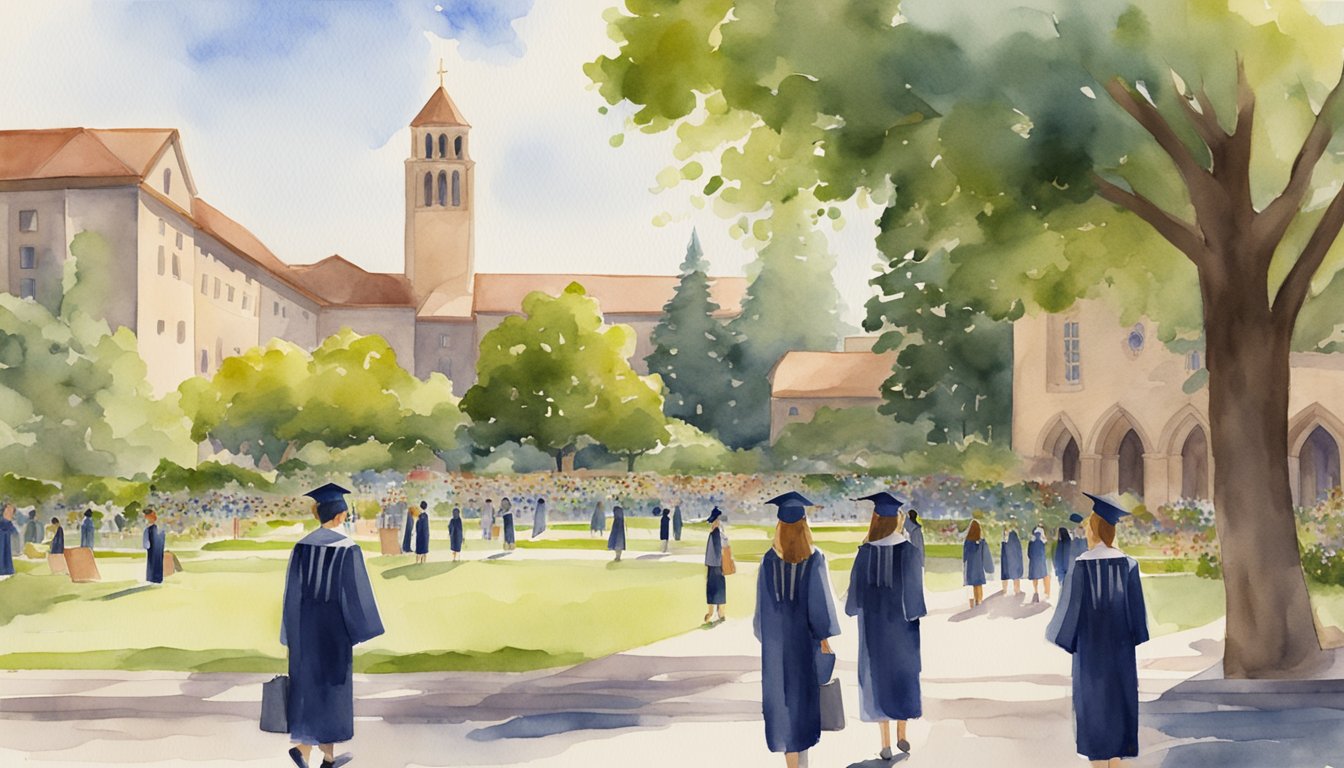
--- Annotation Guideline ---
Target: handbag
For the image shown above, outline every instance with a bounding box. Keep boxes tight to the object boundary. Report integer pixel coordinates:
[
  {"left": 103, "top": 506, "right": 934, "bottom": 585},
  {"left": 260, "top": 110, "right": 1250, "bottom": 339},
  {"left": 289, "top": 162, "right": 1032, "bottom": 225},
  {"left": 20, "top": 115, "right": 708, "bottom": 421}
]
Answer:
[
  {"left": 819, "top": 677, "right": 845, "bottom": 732},
  {"left": 721, "top": 544, "right": 737, "bottom": 576},
  {"left": 259, "top": 675, "right": 289, "bottom": 733}
]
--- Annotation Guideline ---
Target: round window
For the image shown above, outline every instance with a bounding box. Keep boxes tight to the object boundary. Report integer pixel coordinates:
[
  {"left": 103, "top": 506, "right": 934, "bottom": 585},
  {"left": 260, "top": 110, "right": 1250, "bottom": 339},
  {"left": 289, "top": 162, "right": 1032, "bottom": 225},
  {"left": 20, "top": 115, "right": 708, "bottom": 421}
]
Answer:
[{"left": 1126, "top": 324, "right": 1145, "bottom": 354}]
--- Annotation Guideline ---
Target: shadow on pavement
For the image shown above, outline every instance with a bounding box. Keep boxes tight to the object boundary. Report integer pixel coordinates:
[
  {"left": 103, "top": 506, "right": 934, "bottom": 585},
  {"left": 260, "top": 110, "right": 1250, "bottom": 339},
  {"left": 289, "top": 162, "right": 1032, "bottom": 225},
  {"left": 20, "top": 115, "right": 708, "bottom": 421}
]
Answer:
[
  {"left": 99, "top": 585, "right": 156, "bottom": 600},
  {"left": 846, "top": 754, "right": 908, "bottom": 767}
]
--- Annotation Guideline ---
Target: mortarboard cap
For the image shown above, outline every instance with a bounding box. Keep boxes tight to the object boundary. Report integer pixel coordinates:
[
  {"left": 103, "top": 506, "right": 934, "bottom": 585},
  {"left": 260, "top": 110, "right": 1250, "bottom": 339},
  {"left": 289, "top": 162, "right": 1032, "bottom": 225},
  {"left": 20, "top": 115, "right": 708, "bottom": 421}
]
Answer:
[
  {"left": 305, "top": 483, "right": 351, "bottom": 523},
  {"left": 1083, "top": 492, "right": 1132, "bottom": 526},
  {"left": 854, "top": 491, "right": 904, "bottom": 517},
  {"left": 1069, "top": 513, "right": 1085, "bottom": 524},
  {"left": 706, "top": 507, "right": 723, "bottom": 524},
  {"left": 766, "top": 491, "right": 814, "bottom": 524}
]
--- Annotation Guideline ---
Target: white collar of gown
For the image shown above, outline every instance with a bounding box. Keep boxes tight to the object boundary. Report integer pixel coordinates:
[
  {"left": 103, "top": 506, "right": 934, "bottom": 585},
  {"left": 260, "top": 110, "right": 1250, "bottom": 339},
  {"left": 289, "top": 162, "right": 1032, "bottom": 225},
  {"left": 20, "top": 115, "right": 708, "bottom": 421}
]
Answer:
[
  {"left": 870, "top": 530, "right": 910, "bottom": 547},
  {"left": 1077, "top": 543, "right": 1126, "bottom": 560}
]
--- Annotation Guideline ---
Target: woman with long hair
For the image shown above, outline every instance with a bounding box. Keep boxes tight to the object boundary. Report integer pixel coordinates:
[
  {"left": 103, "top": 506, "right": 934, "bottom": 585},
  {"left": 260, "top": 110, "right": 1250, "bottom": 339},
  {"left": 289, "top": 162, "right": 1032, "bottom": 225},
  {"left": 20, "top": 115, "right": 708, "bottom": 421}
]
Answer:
[
  {"left": 703, "top": 507, "right": 728, "bottom": 623},
  {"left": 1054, "top": 525, "right": 1074, "bottom": 583},
  {"left": 847, "top": 492, "right": 925, "bottom": 759},
  {"left": 1027, "top": 523, "right": 1050, "bottom": 601},
  {"left": 962, "top": 520, "right": 994, "bottom": 608},
  {"left": 448, "top": 507, "right": 464, "bottom": 562},
  {"left": 607, "top": 504, "right": 626, "bottom": 562},
  {"left": 754, "top": 492, "right": 840, "bottom": 768},
  {"left": 1047, "top": 493, "right": 1149, "bottom": 767},
  {"left": 1000, "top": 523, "right": 1024, "bottom": 595}
]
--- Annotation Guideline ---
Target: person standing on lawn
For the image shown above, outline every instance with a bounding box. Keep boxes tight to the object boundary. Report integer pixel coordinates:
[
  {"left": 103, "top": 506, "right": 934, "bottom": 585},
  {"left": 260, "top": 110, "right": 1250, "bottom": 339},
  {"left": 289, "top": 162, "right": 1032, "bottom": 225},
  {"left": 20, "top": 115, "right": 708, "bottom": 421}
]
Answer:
[
  {"left": 962, "top": 521, "right": 994, "bottom": 608},
  {"left": 143, "top": 509, "right": 166, "bottom": 584},
  {"left": 448, "top": 507, "right": 464, "bottom": 561},
  {"left": 500, "top": 497, "right": 516, "bottom": 551},
  {"left": 608, "top": 504, "right": 627, "bottom": 562},
  {"left": 48, "top": 517, "right": 65, "bottom": 556},
  {"left": 400, "top": 501, "right": 415, "bottom": 555},
  {"left": 703, "top": 507, "right": 728, "bottom": 622},
  {"left": 281, "top": 483, "right": 384, "bottom": 768},
  {"left": 23, "top": 508, "right": 41, "bottom": 549},
  {"left": 0, "top": 504, "right": 16, "bottom": 578},
  {"left": 673, "top": 503, "right": 684, "bottom": 542},
  {"left": 1000, "top": 522, "right": 1024, "bottom": 595},
  {"left": 414, "top": 502, "right": 430, "bottom": 565},
  {"left": 590, "top": 500, "right": 606, "bottom": 537},
  {"left": 531, "top": 497, "right": 548, "bottom": 539},
  {"left": 658, "top": 505, "right": 672, "bottom": 554},
  {"left": 80, "top": 509, "right": 96, "bottom": 550},
  {"left": 1027, "top": 524, "right": 1050, "bottom": 601}
]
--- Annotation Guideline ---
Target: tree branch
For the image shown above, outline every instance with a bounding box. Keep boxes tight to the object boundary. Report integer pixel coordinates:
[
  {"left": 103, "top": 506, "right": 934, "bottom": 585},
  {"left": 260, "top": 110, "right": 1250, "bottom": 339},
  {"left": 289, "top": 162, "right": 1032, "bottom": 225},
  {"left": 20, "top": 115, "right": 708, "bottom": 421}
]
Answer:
[
  {"left": 1092, "top": 172, "right": 1207, "bottom": 263},
  {"left": 1104, "top": 77, "right": 1220, "bottom": 216},
  {"left": 1172, "top": 71, "right": 1226, "bottom": 151},
  {"left": 1272, "top": 182, "right": 1344, "bottom": 326},
  {"left": 1257, "top": 61, "right": 1344, "bottom": 250},
  {"left": 1221, "top": 58, "right": 1257, "bottom": 219}
]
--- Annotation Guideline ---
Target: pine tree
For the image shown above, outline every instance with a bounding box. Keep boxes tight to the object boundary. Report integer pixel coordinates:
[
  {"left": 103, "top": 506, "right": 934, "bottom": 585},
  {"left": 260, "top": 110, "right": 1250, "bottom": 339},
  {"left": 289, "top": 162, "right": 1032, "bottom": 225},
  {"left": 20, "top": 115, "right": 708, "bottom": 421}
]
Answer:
[{"left": 645, "top": 230, "right": 738, "bottom": 435}]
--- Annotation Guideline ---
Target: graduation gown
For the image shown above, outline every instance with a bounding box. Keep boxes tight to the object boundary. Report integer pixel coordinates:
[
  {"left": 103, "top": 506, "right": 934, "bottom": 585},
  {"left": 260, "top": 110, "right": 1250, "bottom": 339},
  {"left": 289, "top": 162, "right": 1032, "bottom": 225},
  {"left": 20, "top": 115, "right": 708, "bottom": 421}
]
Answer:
[
  {"left": 414, "top": 512, "right": 430, "bottom": 555},
  {"left": 1001, "top": 530, "right": 1024, "bottom": 580},
  {"left": 659, "top": 511, "right": 671, "bottom": 542},
  {"left": 448, "top": 515, "right": 464, "bottom": 552},
  {"left": 0, "top": 518, "right": 15, "bottom": 575},
  {"left": 281, "top": 528, "right": 384, "bottom": 746},
  {"left": 531, "top": 501, "right": 548, "bottom": 538},
  {"left": 1053, "top": 532, "right": 1074, "bottom": 580},
  {"left": 80, "top": 518, "right": 96, "bottom": 549},
  {"left": 607, "top": 509, "right": 626, "bottom": 551},
  {"left": 1046, "top": 546, "right": 1149, "bottom": 761},
  {"left": 401, "top": 510, "right": 414, "bottom": 553},
  {"left": 846, "top": 537, "right": 925, "bottom": 722},
  {"left": 962, "top": 539, "right": 994, "bottom": 586},
  {"left": 673, "top": 506, "right": 683, "bottom": 541},
  {"left": 904, "top": 519, "right": 925, "bottom": 568},
  {"left": 754, "top": 548, "right": 841, "bottom": 754},
  {"left": 705, "top": 528, "right": 726, "bottom": 605},
  {"left": 1070, "top": 534, "right": 1088, "bottom": 562},
  {"left": 23, "top": 514, "right": 41, "bottom": 546},
  {"left": 49, "top": 526, "right": 65, "bottom": 555},
  {"left": 590, "top": 504, "right": 606, "bottom": 533},
  {"left": 1027, "top": 530, "right": 1048, "bottom": 580},
  {"left": 143, "top": 524, "right": 166, "bottom": 583},
  {"left": 502, "top": 512, "right": 516, "bottom": 545}
]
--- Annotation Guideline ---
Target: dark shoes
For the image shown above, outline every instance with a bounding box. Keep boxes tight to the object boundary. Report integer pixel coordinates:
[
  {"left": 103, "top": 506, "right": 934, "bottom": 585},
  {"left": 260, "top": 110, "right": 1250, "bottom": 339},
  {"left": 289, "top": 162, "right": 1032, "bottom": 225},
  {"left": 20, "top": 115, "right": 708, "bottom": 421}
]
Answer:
[
  {"left": 897, "top": 738, "right": 911, "bottom": 753},
  {"left": 879, "top": 746, "right": 894, "bottom": 760},
  {"left": 288, "top": 748, "right": 308, "bottom": 768}
]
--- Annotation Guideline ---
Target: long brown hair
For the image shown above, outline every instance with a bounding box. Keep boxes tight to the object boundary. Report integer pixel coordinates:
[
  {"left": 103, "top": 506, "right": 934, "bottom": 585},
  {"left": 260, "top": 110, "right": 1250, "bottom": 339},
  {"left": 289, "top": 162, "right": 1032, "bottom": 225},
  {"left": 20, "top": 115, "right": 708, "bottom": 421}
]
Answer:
[
  {"left": 865, "top": 512, "right": 906, "bottom": 543},
  {"left": 1087, "top": 513, "right": 1116, "bottom": 547},
  {"left": 774, "top": 519, "right": 814, "bottom": 564},
  {"left": 965, "top": 520, "right": 982, "bottom": 542}
]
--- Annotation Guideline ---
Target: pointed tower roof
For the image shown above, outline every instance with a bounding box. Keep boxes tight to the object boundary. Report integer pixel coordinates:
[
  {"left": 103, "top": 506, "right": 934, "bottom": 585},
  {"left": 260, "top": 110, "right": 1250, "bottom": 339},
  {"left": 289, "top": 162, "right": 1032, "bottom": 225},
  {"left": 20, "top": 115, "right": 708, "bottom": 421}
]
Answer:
[{"left": 411, "top": 87, "right": 470, "bottom": 128}]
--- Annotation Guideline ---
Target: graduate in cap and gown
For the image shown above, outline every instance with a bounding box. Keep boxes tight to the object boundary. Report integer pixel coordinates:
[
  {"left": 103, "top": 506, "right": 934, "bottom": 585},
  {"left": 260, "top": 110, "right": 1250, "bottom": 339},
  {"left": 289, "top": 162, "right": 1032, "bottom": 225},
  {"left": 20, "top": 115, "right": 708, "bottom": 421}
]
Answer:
[
  {"left": 0, "top": 505, "right": 16, "bottom": 578},
  {"left": 590, "top": 501, "right": 606, "bottom": 537},
  {"left": 1054, "top": 525, "right": 1075, "bottom": 582},
  {"left": 80, "top": 509, "right": 96, "bottom": 550},
  {"left": 703, "top": 507, "right": 728, "bottom": 623},
  {"left": 1000, "top": 522, "right": 1024, "bottom": 595},
  {"left": 48, "top": 518, "right": 65, "bottom": 555},
  {"left": 658, "top": 506, "right": 672, "bottom": 553},
  {"left": 673, "top": 504, "right": 684, "bottom": 542},
  {"left": 531, "top": 497, "right": 548, "bottom": 539},
  {"left": 414, "top": 502, "right": 430, "bottom": 564},
  {"left": 753, "top": 491, "right": 841, "bottom": 768},
  {"left": 23, "top": 509, "right": 41, "bottom": 548},
  {"left": 607, "top": 504, "right": 627, "bottom": 561},
  {"left": 500, "top": 498, "right": 516, "bottom": 551},
  {"left": 1047, "top": 493, "right": 1149, "bottom": 767},
  {"left": 281, "top": 483, "right": 384, "bottom": 768},
  {"left": 143, "top": 510, "right": 166, "bottom": 584},
  {"left": 1070, "top": 515, "right": 1090, "bottom": 562},
  {"left": 962, "top": 520, "right": 994, "bottom": 607},
  {"left": 1027, "top": 524, "right": 1050, "bottom": 601},
  {"left": 904, "top": 509, "right": 925, "bottom": 568},
  {"left": 448, "top": 507, "right": 464, "bottom": 561},
  {"left": 400, "top": 501, "right": 415, "bottom": 555},
  {"left": 846, "top": 492, "right": 925, "bottom": 759}
]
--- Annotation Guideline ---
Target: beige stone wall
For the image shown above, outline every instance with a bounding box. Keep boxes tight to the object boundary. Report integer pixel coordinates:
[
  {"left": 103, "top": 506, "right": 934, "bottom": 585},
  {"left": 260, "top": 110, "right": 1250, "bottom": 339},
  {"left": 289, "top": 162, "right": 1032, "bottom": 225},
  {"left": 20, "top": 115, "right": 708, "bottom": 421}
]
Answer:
[
  {"left": 0, "top": 188, "right": 69, "bottom": 313},
  {"left": 136, "top": 194, "right": 197, "bottom": 394},
  {"left": 770, "top": 396, "right": 883, "bottom": 442},
  {"left": 414, "top": 320, "right": 476, "bottom": 396},
  {"left": 257, "top": 282, "right": 319, "bottom": 350},
  {"left": 1014, "top": 299, "right": 1344, "bottom": 508},
  {"left": 193, "top": 234, "right": 263, "bottom": 378},
  {"left": 317, "top": 306, "right": 417, "bottom": 369}
]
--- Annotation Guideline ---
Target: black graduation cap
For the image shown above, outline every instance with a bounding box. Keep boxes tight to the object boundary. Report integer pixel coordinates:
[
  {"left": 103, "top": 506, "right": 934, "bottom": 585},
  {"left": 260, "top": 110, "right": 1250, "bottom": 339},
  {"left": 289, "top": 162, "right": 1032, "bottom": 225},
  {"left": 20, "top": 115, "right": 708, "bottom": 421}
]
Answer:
[
  {"left": 706, "top": 507, "right": 723, "bottom": 524},
  {"left": 1083, "top": 492, "right": 1132, "bottom": 526},
  {"left": 305, "top": 482, "right": 351, "bottom": 523},
  {"left": 1069, "top": 513, "right": 1085, "bottom": 524},
  {"left": 854, "top": 491, "right": 904, "bottom": 518},
  {"left": 766, "top": 491, "right": 814, "bottom": 524},
  {"left": 419, "top": 500, "right": 428, "bottom": 510}
]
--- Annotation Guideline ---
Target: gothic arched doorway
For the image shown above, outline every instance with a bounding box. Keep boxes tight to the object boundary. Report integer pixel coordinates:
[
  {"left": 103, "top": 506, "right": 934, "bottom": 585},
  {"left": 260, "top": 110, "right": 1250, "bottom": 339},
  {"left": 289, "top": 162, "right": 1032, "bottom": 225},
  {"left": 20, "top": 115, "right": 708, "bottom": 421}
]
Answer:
[
  {"left": 1118, "top": 430, "right": 1145, "bottom": 497},
  {"left": 1180, "top": 426, "right": 1210, "bottom": 500},
  {"left": 1299, "top": 426, "right": 1341, "bottom": 506}
]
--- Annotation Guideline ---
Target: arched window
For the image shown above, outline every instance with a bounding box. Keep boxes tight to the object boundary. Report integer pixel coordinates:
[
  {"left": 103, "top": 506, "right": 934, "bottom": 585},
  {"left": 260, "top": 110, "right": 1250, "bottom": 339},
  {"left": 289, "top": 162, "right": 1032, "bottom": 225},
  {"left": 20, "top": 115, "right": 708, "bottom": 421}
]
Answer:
[
  {"left": 176, "top": 321, "right": 186, "bottom": 344},
  {"left": 788, "top": 406, "right": 800, "bottom": 417},
  {"left": 437, "top": 171, "right": 448, "bottom": 206},
  {"left": 200, "top": 350, "right": 209, "bottom": 373},
  {"left": 163, "top": 168, "right": 172, "bottom": 195},
  {"left": 454, "top": 135, "right": 463, "bottom": 158},
  {"left": 438, "top": 133, "right": 447, "bottom": 158},
  {"left": 451, "top": 170, "right": 461, "bottom": 207},
  {"left": 424, "top": 133, "right": 433, "bottom": 159},
  {"left": 423, "top": 172, "right": 433, "bottom": 206}
]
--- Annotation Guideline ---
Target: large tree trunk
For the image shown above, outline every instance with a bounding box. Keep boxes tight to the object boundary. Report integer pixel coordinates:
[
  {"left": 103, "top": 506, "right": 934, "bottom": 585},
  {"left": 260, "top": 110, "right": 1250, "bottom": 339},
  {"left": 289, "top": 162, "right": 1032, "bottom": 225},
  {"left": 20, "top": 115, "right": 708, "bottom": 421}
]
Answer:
[{"left": 1204, "top": 280, "right": 1325, "bottom": 678}]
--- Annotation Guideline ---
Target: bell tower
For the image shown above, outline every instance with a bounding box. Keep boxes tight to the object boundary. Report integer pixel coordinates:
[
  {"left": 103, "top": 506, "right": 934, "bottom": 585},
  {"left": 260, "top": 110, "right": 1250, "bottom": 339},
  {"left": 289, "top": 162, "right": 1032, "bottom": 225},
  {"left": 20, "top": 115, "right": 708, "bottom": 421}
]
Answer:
[{"left": 405, "top": 61, "right": 474, "bottom": 306}]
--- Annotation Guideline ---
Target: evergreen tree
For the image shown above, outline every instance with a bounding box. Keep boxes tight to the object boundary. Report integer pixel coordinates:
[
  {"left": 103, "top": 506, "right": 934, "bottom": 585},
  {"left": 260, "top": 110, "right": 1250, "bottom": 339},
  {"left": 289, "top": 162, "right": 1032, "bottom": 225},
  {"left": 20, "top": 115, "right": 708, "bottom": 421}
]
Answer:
[{"left": 645, "top": 230, "right": 738, "bottom": 435}]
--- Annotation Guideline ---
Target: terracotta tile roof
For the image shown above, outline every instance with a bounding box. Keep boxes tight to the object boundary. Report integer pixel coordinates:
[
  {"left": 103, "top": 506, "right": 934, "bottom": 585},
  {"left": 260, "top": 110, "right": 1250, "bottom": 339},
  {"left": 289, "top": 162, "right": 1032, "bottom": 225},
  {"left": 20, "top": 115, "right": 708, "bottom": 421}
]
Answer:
[
  {"left": 290, "top": 255, "right": 416, "bottom": 307},
  {"left": 410, "top": 87, "right": 470, "bottom": 128},
  {"left": 191, "top": 198, "right": 321, "bottom": 303},
  {"left": 471, "top": 273, "right": 747, "bottom": 317},
  {"left": 769, "top": 351, "right": 898, "bottom": 399},
  {"left": 0, "top": 127, "right": 174, "bottom": 181}
]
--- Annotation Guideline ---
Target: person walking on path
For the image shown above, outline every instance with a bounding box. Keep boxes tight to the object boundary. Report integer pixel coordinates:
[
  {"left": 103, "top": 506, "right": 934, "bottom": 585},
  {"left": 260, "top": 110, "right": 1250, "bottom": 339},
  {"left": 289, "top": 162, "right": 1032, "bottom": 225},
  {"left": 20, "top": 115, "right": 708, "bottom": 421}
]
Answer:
[
  {"left": 531, "top": 497, "right": 548, "bottom": 539},
  {"left": 590, "top": 501, "right": 606, "bottom": 537},
  {"left": 1054, "top": 526, "right": 1075, "bottom": 584},
  {"left": 607, "top": 505, "right": 627, "bottom": 562},
  {"left": 143, "top": 509, "right": 166, "bottom": 585},
  {"left": 1000, "top": 524, "right": 1024, "bottom": 595},
  {"left": 1027, "top": 524, "right": 1050, "bottom": 601},
  {"left": 414, "top": 502, "right": 430, "bottom": 565},
  {"left": 905, "top": 509, "right": 925, "bottom": 568},
  {"left": 962, "top": 521, "right": 994, "bottom": 608},
  {"left": 281, "top": 483, "right": 384, "bottom": 768},
  {"left": 1047, "top": 493, "right": 1149, "bottom": 768},
  {"left": 500, "top": 498, "right": 516, "bottom": 551},
  {"left": 400, "top": 501, "right": 415, "bottom": 555},
  {"left": 0, "top": 505, "right": 16, "bottom": 578},
  {"left": 80, "top": 510, "right": 96, "bottom": 550},
  {"left": 658, "top": 506, "right": 672, "bottom": 554},
  {"left": 673, "top": 504, "right": 684, "bottom": 542},
  {"left": 481, "top": 499, "right": 495, "bottom": 541},
  {"left": 754, "top": 491, "right": 841, "bottom": 768},
  {"left": 703, "top": 507, "right": 728, "bottom": 623},
  {"left": 847, "top": 491, "right": 925, "bottom": 760},
  {"left": 448, "top": 508, "right": 464, "bottom": 562}
]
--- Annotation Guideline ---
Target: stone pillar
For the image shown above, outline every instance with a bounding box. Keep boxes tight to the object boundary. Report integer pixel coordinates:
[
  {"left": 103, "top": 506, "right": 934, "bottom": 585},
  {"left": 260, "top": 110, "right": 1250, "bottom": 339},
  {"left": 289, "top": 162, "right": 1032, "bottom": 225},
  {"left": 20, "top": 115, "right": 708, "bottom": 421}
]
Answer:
[
  {"left": 1143, "top": 453, "right": 1170, "bottom": 510},
  {"left": 1080, "top": 454, "right": 1103, "bottom": 495}
]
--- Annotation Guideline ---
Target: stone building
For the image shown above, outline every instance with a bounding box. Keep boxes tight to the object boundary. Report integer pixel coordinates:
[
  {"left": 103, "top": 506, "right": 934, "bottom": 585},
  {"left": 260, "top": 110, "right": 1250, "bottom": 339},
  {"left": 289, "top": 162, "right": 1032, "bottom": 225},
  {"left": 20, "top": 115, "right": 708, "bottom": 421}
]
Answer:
[{"left": 767, "top": 350, "right": 898, "bottom": 442}]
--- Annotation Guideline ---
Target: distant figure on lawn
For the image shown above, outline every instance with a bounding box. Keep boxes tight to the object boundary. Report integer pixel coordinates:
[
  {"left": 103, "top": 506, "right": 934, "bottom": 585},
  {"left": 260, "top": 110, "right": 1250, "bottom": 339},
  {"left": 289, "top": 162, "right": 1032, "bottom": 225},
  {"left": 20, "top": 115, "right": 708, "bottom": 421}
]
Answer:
[
  {"left": 1027, "top": 524, "right": 1050, "bottom": 601},
  {"left": 401, "top": 502, "right": 415, "bottom": 555},
  {"left": 531, "top": 497, "right": 548, "bottom": 539},
  {"left": 703, "top": 507, "right": 728, "bottom": 623},
  {"left": 754, "top": 491, "right": 840, "bottom": 768},
  {"left": 848, "top": 492, "right": 924, "bottom": 760},
  {"left": 143, "top": 509, "right": 166, "bottom": 584},
  {"left": 658, "top": 506, "right": 672, "bottom": 553},
  {"left": 48, "top": 517, "right": 65, "bottom": 555},
  {"left": 481, "top": 499, "right": 495, "bottom": 541},
  {"left": 1047, "top": 493, "right": 1149, "bottom": 768},
  {"left": 1000, "top": 524, "right": 1024, "bottom": 595},
  {"left": 1054, "top": 526, "right": 1074, "bottom": 584},
  {"left": 962, "top": 521, "right": 994, "bottom": 608},
  {"left": 500, "top": 497, "right": 516, "bottom": 551},
  {"left": 80, "top": 509, "right": 96, "bottom": 550},
  {"left": 281, "top": 483, "right": 384, "bottom": 768},
  {"left": 905, "top": 509, "right": 925, "bottom": 567},
  {"left": 1071, "top": 518, "right": 1089, "bottom": 562},
  {"left": 23, "top": 509, "right": 41, "bottom": 548},
  {"left": 414, "top": 502, "right": 430, "bottom": 565},
  {"left": 448, "top": 507, "right": 464, "bottom": 561},
  {"left": 673, "top": 503, "right": 684, "bottom": 541},
  {"left": 590, "top": 501, "right": 606, "bottom": 537},
  {"left": 0, "top": 504, "right": 16, "bottom": 578},
  {"left": 608, "top": 504, "right": 626, "bottom": 562}
]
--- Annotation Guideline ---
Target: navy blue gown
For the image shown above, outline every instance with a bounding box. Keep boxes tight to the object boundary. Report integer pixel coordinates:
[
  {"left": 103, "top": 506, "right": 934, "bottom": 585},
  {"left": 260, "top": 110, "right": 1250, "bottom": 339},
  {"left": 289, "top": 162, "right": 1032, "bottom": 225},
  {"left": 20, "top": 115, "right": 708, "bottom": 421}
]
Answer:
[
  {"left": 531, "top": 500, "right": 547, "bottom": 538},
  {"left": 904, "top": 518, "right": 925, "bottom": 569},
  {"left": 1046, "top": 550, "right": 1149, "bottom": 761},
  {"left": 590, "top": 504, "right": 605, "bottom": 534},
  {"left": 80, "top": 518, "right": 96, "bottom": 549},
  {"left": 0, "top": 518, "right": 15, "bottom": 575},
  {"left": 659, "top": 511, "right": 671, "bottom": 542},
  {"left": 502, "top": 512, "right": 516, "bottom": 545},
  {"left": 607, "top": 509, "right": 626, "bottom": 551},
  {"left": 23, "top": 513, "right": 41, "bottom": 546},
  {"left": 1001, "top": 530, "right": 1024, "bottom": 580},
  {"left": 49, "top": 526, "right": 65, "bottom": 555},
  {"left": 449, "top": 514, "right": 464, "bottom": 553},
  {"left": 281, "top": 528, "right": 384, "bottom": 746},
  {"left": 673, "top": 506, "right": 683, "bottom": 541},
  {"left": 1027, "top": 529, "right": 1048, "bottom": 580},
  {"left": 704, "top": 528, "right": 726, "bottom": 605},
  {"left": 753, "top": 548, "right": 841, "bottom": 754},
  {"left": 401, "top": 510, "right": 414, "bottom": 554},
  {"left": 143, "top": 524, "right": 166, "bottom": 583},
  {"left": 1053, "top": 530, "right": 1074, "bottom": 581},
  {"left": 1070, "top": 533, "right": 1088, "bottom": 562},
  {"left": 962, "top": 540, "right": 994, "bottom": 586},
  {"left": 414, "top": 512, "right": 430, "bottom": 555},
  {"left": 846, "top": 540, "right": 925, "bottom": 721}
]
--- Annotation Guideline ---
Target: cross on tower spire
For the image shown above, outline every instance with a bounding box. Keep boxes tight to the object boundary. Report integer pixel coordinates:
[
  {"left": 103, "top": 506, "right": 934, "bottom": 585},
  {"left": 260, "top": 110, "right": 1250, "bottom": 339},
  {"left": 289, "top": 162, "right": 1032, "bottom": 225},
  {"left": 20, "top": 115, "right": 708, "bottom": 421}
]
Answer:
[{"left": 437, "top": 58, "right": 447, "bottom": 88}]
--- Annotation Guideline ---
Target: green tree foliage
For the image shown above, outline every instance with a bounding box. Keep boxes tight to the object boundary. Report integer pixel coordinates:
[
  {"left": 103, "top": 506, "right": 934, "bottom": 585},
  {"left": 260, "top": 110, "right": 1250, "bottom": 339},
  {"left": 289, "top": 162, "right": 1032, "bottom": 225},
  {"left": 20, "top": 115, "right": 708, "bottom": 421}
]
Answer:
[
  {"left": 180, "top": 329, "right": 465, "bottom": 470},
  {"left": 770, "top": 406, "right": 931, "bottom": 473},
  {"left": 462, "top": 283, "right": 670, "bottom": 471},
  {"left": 589, "top": 0, "right": 1344, "bottom": 677},
  {"left": 645, "top": 230, "right": 739, "bottom": 434}
]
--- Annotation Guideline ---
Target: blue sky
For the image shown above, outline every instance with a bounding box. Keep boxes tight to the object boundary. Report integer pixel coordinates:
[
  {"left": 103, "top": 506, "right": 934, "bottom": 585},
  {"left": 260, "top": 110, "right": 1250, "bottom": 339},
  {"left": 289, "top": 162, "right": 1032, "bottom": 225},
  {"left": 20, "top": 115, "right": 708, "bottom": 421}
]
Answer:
[{"left": 1, "top": 1, "right": 880, "bottom": 321}]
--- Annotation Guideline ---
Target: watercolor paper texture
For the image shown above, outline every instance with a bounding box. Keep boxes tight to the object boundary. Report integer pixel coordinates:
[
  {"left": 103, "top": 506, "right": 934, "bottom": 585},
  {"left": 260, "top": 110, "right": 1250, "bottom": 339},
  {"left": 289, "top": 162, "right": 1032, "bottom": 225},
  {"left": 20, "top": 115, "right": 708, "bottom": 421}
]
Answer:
[{"left": 5, "top": 1, "right": 1344, "bottom": 766}]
